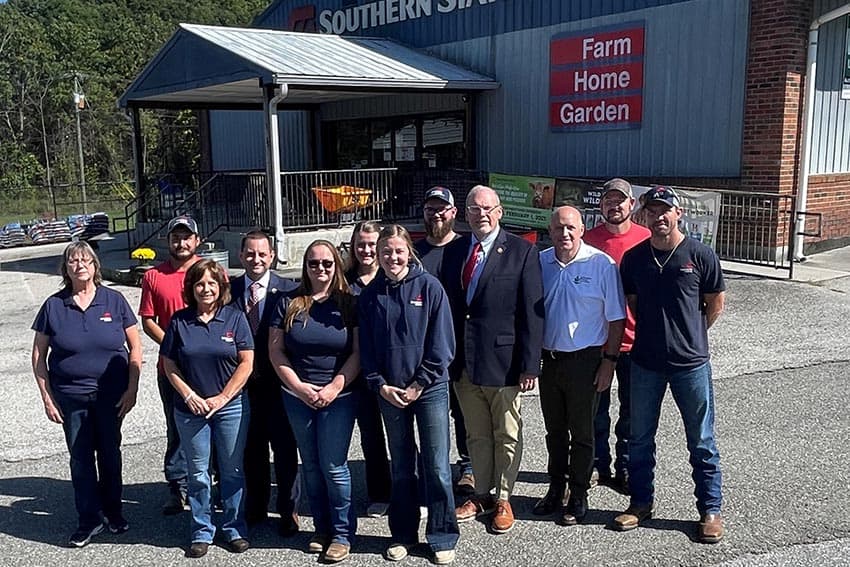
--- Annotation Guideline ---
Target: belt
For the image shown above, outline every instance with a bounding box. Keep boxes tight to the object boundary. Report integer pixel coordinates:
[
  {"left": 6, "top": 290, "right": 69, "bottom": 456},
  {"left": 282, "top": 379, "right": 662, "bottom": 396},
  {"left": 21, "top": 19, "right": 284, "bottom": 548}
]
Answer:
[{"left": 543, "top": 345, "right": 602, "bottom": 360}]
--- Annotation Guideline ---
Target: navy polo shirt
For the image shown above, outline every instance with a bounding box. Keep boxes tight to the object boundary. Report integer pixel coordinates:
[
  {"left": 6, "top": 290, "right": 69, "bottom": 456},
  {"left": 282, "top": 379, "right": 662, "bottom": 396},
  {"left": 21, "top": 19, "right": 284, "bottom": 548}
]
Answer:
[
  {"left": 270, "top": 293, "right": 356, "bottom": 389},
  {"left": 160, "top": 303, "right": 253, "bottom": 412},
  {"left": 31, "top": 285, "right": 137, "bottom": 397}
]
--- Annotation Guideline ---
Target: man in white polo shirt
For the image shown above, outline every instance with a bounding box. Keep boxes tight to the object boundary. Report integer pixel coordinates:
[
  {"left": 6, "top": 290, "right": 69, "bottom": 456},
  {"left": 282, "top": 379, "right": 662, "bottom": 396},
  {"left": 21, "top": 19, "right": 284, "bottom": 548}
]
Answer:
[{"left": 536, "top": 206, "right": 626, "bottom": 526}]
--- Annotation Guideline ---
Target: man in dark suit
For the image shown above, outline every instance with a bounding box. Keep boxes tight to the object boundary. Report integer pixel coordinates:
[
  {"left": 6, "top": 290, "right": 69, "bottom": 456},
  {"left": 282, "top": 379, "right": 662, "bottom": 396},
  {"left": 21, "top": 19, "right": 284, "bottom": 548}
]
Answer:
[
  {"left": 230, "top": 230, "right": 300, "bottom": 536},
  {"left": 442, "top": 185, "right": 544, "bottom": 535}
]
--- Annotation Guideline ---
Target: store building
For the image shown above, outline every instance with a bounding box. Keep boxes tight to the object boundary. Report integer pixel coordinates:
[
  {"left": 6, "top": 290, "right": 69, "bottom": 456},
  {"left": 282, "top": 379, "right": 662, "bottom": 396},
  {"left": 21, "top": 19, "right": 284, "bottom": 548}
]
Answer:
[{"left": 122, "top": 0, "right": 850, "bottom": 258}]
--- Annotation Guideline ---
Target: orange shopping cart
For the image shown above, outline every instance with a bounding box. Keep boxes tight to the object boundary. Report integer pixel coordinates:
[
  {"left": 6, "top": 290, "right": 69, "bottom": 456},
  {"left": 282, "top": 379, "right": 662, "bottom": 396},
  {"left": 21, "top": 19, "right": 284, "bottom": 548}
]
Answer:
[{"left": 311, "top": 185, "right": 374, "bottom": 223}]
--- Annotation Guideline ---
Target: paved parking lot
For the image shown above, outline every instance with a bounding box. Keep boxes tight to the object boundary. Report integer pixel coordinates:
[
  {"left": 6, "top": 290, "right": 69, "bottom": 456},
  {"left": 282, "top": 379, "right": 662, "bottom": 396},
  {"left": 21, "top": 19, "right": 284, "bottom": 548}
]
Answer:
[{"left": 1, "top": 243, "right": 848, "bottom": 566}]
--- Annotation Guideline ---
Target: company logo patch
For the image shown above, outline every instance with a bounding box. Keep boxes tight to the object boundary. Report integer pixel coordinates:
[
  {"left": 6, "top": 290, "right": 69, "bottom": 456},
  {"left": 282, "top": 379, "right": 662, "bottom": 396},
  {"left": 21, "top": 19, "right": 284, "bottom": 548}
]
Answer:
[
  {"left": 410, "top": 294, "right": 424, "bottom": 307},
  {"left": 680, "top": 262, "right": 695, "bottom": 274},
  {"left": 99, "top": 312, "right": 113, "bottom": 323},
  {"left": 221, "top": 330, "right": 235, "bottom": 343},
  {"left": 573, "top": 275, "right": 592, "bottom": 284}
]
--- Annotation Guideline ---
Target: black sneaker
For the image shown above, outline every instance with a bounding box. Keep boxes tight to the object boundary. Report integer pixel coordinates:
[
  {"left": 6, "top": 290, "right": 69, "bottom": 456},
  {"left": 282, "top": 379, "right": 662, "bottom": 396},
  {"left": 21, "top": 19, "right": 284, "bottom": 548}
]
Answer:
[
  {"left": 68, "top": 523, "right": 105, "bottom": 548},
  {"left": 107, "top": 516, "right": 129, "bottom": 534}
]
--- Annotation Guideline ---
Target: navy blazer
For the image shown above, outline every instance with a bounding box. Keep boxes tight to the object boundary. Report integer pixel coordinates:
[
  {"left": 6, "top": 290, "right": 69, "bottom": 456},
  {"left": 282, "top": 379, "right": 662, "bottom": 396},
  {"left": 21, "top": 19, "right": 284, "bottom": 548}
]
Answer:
[
  {"left": 442, "top": 229, "right": 544, "bottom": 387},
  {"left": 229, "top": 272, "right": 297, "bottom": 383}
]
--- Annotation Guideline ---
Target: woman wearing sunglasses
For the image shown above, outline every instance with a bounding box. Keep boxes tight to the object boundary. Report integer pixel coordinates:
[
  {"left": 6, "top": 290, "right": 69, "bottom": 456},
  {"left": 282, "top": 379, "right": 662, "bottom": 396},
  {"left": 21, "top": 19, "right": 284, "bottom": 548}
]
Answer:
[
  {"left": 358, "top": 225, "right": 459, "bottom": 565},
  {"left": 269, "top": 240, "right": 360, "bottom": 563}
]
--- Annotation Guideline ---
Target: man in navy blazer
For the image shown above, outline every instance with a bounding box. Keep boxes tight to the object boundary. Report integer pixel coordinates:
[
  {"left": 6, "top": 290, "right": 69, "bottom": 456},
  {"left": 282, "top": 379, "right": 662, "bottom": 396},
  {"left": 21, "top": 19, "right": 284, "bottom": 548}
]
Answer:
[
  {"left": 230, "top": 230, "right": 300, "bottom": 536},
  {"left": 442, "top": 185, "right": 544, "bottom": 535}
]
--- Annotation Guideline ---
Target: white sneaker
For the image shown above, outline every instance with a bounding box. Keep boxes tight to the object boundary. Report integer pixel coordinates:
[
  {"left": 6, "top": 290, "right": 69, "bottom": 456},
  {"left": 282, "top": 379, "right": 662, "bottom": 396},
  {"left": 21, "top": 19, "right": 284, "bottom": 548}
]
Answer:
[
  {"left": 420, "top": 505, "right": 428, "bottom": 519},
  {"left": 433, "top": 549, "right": 456, "bottom": 565},
  {"left": 367, "top": 501, "right": 389, "bottom": 517},
  {"left": 386, "top": 543, "right": 411, "bottom": 561}
]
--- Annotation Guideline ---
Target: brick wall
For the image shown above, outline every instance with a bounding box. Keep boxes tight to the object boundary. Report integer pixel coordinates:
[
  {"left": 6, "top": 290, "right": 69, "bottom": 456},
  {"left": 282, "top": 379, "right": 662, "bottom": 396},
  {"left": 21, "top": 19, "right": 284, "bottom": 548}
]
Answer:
[
  {"left": 740, "top": 0, "right": 812, "bottom": 195},
  {"left": 804, "top": 174, "right": 850, "bottom": 251}
]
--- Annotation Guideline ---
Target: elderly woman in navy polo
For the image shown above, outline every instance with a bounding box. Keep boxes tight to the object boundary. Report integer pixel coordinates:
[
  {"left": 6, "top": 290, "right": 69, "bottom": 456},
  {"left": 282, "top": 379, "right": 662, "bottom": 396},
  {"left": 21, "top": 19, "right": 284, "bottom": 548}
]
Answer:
[
  {"left": 31, "top": 241, "right": 142, "bottom": 548},
  {"left": 160, "top": 259, "right": 254, "bottom": 559}
]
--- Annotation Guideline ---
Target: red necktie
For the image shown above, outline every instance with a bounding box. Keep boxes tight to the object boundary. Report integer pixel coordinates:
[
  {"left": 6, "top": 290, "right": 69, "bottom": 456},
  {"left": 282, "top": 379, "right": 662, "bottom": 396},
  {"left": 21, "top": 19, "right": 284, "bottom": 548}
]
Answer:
[
  {"left": 462, "top": 242, "right": 482, "bottom": 290},
  {"left": 247, "top": 281, "right": 261, "bottom": 334}
]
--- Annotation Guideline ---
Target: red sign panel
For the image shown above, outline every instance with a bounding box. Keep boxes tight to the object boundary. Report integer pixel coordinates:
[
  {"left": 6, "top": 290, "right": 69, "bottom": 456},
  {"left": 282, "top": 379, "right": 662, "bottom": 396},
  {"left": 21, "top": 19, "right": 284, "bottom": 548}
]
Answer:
[{"left": 550, "top": 23, "right": 645, "bottom": 131}]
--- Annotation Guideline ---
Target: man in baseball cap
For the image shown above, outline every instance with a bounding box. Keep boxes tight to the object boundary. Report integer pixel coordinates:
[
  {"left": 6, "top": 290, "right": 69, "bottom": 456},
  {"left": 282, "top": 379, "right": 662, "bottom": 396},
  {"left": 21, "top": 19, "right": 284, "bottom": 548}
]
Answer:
[
  {"left": 166, "top": 215, "right": 199, "bottom": 236},
  {"left": 644, "top": 186, "right": 680, "bottom": 208}
]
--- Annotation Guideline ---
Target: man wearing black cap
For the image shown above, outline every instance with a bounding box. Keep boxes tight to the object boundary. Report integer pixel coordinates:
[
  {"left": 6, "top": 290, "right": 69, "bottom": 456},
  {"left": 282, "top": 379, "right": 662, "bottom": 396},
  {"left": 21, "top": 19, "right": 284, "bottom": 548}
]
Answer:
[
  {"left": 138, "top": 215, "right": 201, "bottom": 514},
  {"left": 615, "top": 187, "right": 726, "bottom": 543},
  {"left": 413, "top": 186, "right": 474, "bottom": 495}
]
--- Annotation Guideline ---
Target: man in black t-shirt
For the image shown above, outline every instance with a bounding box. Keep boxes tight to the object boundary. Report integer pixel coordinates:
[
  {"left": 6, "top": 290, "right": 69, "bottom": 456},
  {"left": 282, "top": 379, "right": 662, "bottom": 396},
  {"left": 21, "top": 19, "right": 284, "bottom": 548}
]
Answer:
[
  {"left": 615, "top": 187, "right": 726, "bottom": 544},
  {"left": 413, "top": 186, "right": 473, "bottom": 496}
]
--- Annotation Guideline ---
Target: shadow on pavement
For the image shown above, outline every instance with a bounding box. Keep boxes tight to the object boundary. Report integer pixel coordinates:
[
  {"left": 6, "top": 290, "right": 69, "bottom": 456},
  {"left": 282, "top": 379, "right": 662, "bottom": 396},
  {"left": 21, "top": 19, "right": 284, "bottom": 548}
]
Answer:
[{"left": 0, "top": 255, "right": 63, "bottom": 276}]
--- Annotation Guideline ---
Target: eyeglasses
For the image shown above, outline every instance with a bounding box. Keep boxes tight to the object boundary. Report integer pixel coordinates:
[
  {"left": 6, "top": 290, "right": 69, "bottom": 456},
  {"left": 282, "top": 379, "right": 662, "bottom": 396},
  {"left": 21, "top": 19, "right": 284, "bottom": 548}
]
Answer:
[
  {"left": 307, "top": 259, "right": 334, "bottom": 270},
  {"left": 67, "top": 258, "right": 94, "bottom": 266},
  {"left": 467, "top": 204, "right": 501, "bottom": 216},
  {"left": 424, "top": 205, "right": 454, "bottom": 215}
]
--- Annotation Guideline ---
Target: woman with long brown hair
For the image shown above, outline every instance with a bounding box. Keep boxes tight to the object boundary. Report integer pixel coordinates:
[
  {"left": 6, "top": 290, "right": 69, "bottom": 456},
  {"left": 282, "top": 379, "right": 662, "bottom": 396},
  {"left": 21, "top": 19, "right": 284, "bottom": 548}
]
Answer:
[{"left": 269, "top": 240, "right": 360, "bottom": 563}]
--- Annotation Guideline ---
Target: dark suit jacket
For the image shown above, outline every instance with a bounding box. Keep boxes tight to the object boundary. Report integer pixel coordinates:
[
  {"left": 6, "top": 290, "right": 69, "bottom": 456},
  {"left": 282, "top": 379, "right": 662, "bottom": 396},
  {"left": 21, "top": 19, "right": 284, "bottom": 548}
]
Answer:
[
  {"left": 442, "top": 228, "right": 544, "bottom": 387},
  {"left": 229, "top": 272, "right": 297, "bottom": 384}
]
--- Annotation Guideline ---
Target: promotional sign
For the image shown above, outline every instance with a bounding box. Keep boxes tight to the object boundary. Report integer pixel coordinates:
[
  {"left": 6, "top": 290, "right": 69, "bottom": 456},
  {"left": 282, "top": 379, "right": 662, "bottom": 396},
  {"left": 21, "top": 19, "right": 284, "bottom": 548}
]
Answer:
[
  {"left": 488, "top": 173, "right": 555, "bottom": 229},
  {"left": 549, "top": 22, "right": 645, "bottom": 131}
]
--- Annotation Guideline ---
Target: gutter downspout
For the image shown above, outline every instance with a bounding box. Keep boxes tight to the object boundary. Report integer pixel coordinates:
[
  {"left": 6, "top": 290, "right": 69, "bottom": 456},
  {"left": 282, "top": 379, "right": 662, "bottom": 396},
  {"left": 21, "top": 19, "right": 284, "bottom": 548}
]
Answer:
[
  {"left": 794, "top": 3, "right": 850, "bottom": 261},
  {"left": 263, "top": 83, "right": 289, "bottom": 265}
]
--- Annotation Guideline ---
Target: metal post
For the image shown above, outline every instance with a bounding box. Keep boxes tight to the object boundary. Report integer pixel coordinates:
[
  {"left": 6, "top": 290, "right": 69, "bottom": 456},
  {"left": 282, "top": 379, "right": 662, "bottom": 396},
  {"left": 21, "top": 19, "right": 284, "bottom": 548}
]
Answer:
[{"left": 73, "top": 75, "right": 88, "bottom": 215}]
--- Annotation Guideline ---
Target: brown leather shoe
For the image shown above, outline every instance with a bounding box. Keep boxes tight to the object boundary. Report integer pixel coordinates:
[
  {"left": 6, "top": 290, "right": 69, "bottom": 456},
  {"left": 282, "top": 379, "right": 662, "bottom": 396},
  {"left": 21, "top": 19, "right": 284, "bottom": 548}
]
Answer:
[
  {"left": 491, "top": 499, "right": 515, "bottom": 534},
  {"left": 455, "top": 495, "right": 496, "bottom": 523},
  {"left": 323, "top": 542, "right": 350, "bottom": 563},
  {"left": 612, "top": 504, "right": 654, "bottom": 531},
  {"left": 698, "top": 513, "right": 724, "bottom": 543}
]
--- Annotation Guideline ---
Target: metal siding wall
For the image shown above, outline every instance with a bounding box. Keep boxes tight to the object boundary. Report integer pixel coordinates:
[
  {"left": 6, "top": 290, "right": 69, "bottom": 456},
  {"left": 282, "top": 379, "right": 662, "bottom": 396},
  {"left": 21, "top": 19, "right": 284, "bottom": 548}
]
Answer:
[
  {"left": 321, "top": 93, "right": 466, "bottom": 121},
  {"left": 209, "top": 110, "right": 310, "bottom": 171},
  {"left": 811, "top": 0, "right": 850, "bottom": 174},
  {"left": 451, "top": 0, "right": 748, "bottom": 178}
]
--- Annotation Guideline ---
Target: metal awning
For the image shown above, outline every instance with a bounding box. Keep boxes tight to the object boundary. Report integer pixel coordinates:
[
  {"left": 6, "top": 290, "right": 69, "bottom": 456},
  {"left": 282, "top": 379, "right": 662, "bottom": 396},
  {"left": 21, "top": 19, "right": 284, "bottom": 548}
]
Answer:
[{"left": 119, "top": 24, "right": 499, "bottom": 108}]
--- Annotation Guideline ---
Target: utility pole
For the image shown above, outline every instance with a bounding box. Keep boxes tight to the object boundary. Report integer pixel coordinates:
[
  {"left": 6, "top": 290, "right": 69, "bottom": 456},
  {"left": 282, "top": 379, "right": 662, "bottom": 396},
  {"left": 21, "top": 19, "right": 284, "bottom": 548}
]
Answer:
[{"left": 73, "top": 74, "right": 87, "bottom": 214}]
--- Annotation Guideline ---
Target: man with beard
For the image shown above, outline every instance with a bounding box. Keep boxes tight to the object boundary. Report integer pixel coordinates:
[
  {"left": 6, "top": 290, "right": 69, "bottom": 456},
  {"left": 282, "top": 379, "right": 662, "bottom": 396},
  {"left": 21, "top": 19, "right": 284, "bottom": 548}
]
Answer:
[
  {"left": 139, "top": 216, "right": 202, "bottom": 515},
  {"left": 582, "top": 179, "right": 649, "bottom": 495},
  {"left": 615, "top": 187, "right": 726, "bottom": 543},
  {"left": 413, "top": 186, "right": 474, "bottom": 495}
]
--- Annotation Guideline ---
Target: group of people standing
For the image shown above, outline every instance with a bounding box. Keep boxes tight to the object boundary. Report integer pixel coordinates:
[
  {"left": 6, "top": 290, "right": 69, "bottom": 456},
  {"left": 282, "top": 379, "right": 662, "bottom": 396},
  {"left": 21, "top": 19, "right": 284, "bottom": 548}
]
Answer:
[{"left": 30, "top": 178, "right": 727, "bottom": 563}]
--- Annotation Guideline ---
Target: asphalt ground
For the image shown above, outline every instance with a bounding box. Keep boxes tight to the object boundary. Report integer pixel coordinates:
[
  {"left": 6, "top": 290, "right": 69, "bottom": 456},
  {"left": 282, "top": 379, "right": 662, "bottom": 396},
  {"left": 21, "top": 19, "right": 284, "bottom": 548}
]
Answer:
[{"left": 1, "top": 242, "right": 849, "bottom": 566}]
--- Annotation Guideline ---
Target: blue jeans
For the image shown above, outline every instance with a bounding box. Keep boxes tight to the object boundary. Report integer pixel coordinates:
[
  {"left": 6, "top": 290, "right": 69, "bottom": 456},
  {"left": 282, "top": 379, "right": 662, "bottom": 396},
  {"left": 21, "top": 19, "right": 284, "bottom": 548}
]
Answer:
[
  {"left": 53, "top": 390, "right": 124, "bottom": 530},
  {"left": 379, "top": 382, "right": 459, "bottom": 552},
  {"left": 157, "top": 372, "right": 187, "bottom": 492},
  {"left": 629, "top": 362, "right": 723, "bottom": 515},
  {"left": 174, "top": 394, "right": 249, "bottom": 544},
  {"left": 283, "top": 390, "right": 357, "bottom": 546},
  {"left": 594, "top": 352, "right": 632, "bottom": 477}
]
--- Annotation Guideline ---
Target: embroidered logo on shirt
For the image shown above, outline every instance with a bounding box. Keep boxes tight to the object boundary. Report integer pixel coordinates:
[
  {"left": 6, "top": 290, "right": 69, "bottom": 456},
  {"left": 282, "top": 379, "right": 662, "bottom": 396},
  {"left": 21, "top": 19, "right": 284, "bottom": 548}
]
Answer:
[
  {"left": 680, "top": 262, "right": 695, "bottom": 274},
  {"left": 410, "top": 294, "right": 424, "bottom": 307},
  {"left": 99, "top": 312, "right": 113, "bottom": 322},
  {"left": 221, "top": 330, "right": 235, "bottom": 343},
  {"left": 573, "top": 275, "right": 592, "bottom": 284}
]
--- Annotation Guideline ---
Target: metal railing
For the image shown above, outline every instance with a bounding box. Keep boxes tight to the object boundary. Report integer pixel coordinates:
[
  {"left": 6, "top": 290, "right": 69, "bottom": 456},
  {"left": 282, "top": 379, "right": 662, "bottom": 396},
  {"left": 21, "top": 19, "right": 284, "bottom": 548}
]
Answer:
[{"left": 0, "top": 181, "right": 134, "bottom": 228}]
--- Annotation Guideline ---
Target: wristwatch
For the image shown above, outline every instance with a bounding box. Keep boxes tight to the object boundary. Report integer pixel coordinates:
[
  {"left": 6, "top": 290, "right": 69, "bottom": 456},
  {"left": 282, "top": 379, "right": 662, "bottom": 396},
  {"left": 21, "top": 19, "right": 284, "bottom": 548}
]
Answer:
[{"left": 602, "top": 352, "right": 620, "bottom": 362}]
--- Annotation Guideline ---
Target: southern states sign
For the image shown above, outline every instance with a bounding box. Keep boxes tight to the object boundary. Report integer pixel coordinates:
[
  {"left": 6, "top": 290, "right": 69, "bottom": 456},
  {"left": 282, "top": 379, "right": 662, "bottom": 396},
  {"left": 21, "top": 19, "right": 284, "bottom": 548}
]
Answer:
[{"left": 550, "top": 22, "right": 645, "bottom": 131}]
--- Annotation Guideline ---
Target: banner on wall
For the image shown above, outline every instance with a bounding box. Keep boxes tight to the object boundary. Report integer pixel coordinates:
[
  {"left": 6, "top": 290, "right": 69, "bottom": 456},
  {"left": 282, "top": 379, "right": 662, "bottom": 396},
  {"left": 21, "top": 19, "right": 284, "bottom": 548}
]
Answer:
[
  {"left": 843, "top": 18, "right": 850, "bottom": 100},
  {"left": 494, "top": 175, "right": 721, "bottom": 250}
]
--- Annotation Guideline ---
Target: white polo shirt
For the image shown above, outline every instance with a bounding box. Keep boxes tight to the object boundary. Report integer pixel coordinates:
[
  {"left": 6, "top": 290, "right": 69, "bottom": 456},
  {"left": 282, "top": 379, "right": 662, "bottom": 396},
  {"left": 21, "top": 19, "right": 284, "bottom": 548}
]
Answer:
[{"left": 540, "top": 241, "right": 626, "bottom": 352}]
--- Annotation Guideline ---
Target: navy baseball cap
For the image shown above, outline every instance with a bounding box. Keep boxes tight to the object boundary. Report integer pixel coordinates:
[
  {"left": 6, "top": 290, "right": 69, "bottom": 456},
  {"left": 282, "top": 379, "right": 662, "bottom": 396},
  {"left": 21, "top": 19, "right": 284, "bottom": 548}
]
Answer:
[
  {"left": 645, "top": 186, "right": 680, "bottom": 207},
  {"left": 167, "top": 215, "right": 199, "bottom": 235},
  {"left": 423, "top": 186, "right": 455, "bottom": 207}
]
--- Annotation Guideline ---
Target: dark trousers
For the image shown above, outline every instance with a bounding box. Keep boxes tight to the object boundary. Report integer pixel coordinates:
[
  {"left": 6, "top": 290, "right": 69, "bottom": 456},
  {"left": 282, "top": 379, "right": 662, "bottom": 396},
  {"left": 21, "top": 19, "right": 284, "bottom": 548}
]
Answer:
[
  {"left": 53, "top": 390, "right": 124, "bottom": 530},
  {"left": 539, "top": 347, "right": 602, "bottom": 496},
  {"left": 594, "top": 352, "right": 632, "bottom": 477},
  {"left": 157, "top": 372, "right": 187, "bottom": 492},
  {"left": 243, "top": 377, "right": 299, "bottom": 521},
  {"left": 356, "top": 389, "right": 392, "bottom": 503},
  {"left": 449, "top": 385, "right": 472, "bottom": 476}
]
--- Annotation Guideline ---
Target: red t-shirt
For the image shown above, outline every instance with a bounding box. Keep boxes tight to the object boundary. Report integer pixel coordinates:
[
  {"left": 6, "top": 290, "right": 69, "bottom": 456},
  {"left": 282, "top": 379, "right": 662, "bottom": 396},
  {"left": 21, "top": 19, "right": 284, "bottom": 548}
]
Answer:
[
  {"left": 584, "top": 222, "right": 650, "bottom": 352},
  {"left": 139, "top": 259, "right": 198, "bottom": 371}
]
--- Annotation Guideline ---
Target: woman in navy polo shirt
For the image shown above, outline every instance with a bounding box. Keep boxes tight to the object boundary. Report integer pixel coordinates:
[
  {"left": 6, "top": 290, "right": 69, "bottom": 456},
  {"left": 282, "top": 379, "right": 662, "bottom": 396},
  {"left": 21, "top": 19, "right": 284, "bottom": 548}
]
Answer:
[
  {"left": 358, "top": 225, "right": 459, "bottom": 565},
  {"left": 269, "top": 240, "right": 360, "bottom": 564},
  {"left": 31, "top": 241, "right": 142, "bottom": 548},
  {"left": 160, "top": 259, "right": 254, "bottom": 559}
]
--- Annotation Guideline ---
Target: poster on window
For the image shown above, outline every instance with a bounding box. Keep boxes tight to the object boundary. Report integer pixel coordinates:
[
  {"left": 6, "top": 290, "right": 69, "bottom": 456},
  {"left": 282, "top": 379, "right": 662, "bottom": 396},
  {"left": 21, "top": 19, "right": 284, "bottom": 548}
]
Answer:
[{"left": 488, "top": 173, "right": 555, "bottom": 229}]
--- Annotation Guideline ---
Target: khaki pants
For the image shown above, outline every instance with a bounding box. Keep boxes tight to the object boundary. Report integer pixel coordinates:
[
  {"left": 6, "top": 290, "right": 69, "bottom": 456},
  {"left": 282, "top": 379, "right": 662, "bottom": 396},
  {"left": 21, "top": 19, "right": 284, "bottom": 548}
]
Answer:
[{"left": 453, "top": 374, "right": 523, "bottom": 501}]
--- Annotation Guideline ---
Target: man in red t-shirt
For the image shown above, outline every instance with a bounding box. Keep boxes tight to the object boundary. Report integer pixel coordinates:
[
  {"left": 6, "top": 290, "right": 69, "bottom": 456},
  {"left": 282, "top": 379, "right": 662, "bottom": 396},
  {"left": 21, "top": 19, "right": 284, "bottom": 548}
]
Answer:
[
  {"left": 583, "top": 178, "right": 650, "bottom": 494},
  {"left": 138, "top": 216, "right": 201, "bottom": 514}
]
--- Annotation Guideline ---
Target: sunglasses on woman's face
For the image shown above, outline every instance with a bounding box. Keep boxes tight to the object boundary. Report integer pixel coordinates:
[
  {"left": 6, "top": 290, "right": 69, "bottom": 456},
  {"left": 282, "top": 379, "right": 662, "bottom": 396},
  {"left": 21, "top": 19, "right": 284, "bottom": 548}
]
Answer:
[{"left": 307, "top": 259, "right": 334, "bottom": 270}]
